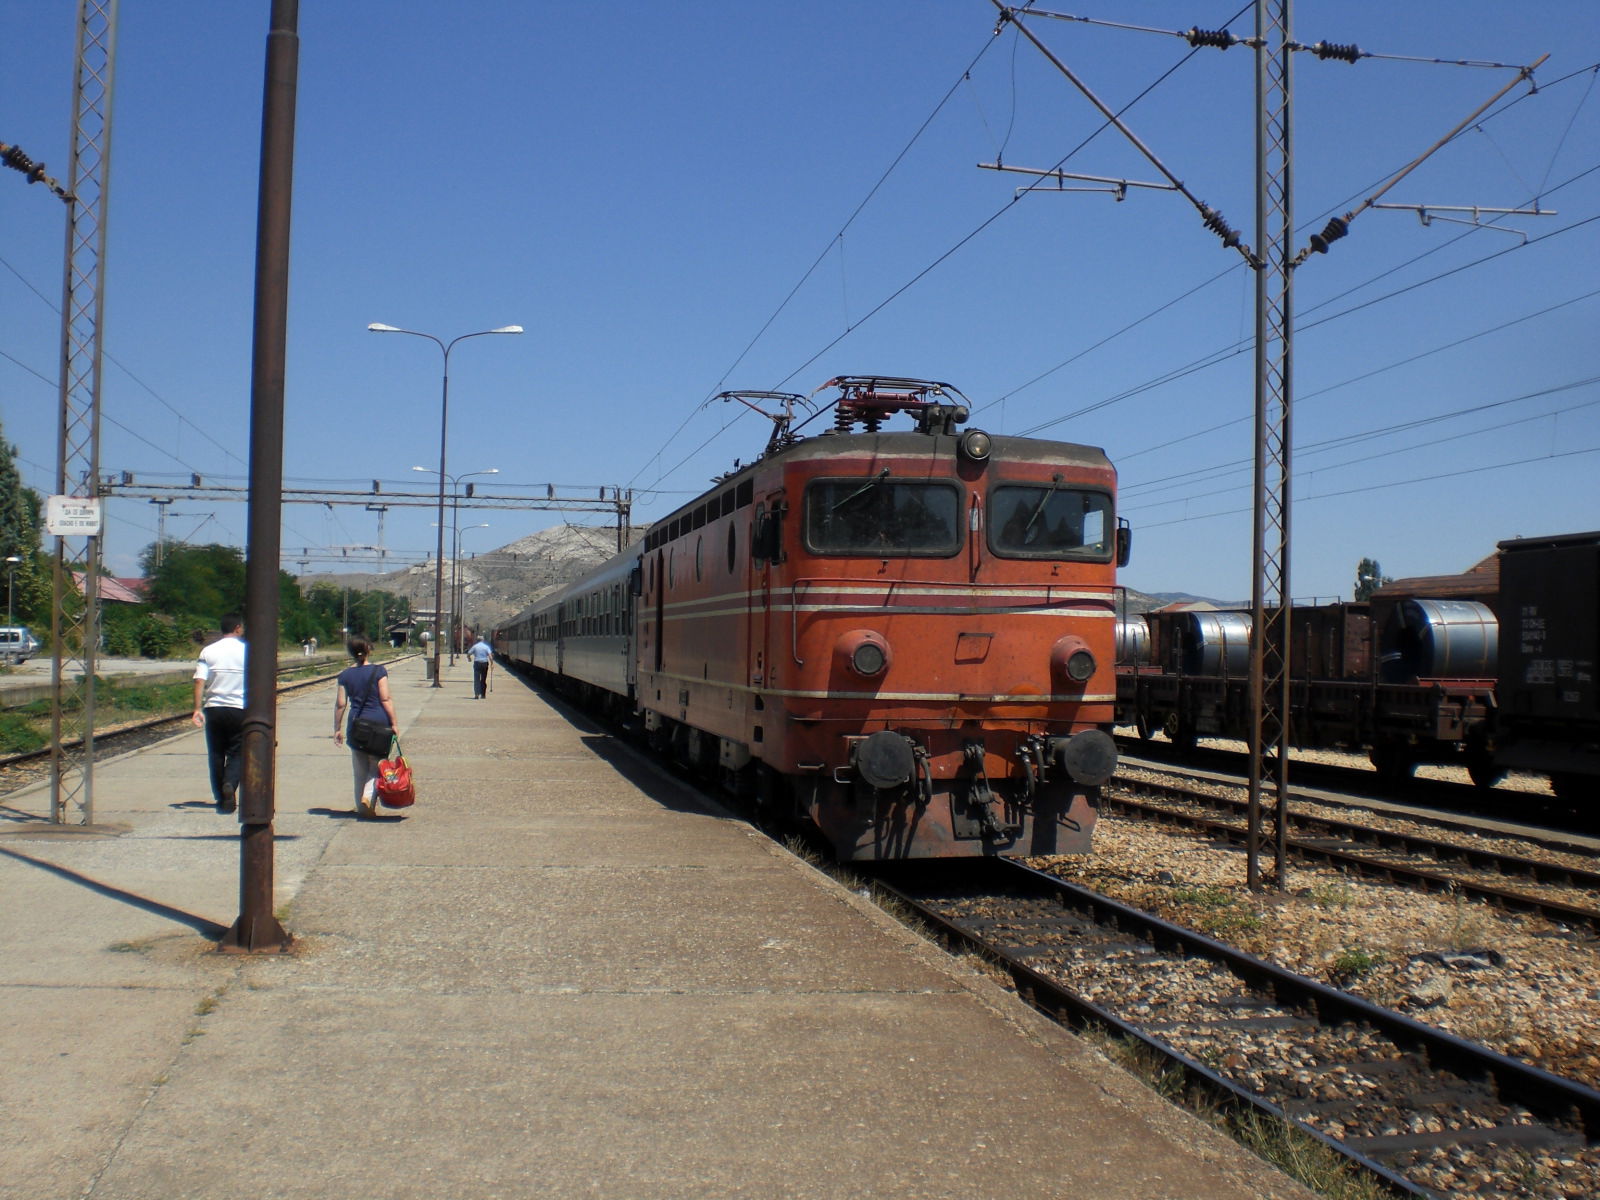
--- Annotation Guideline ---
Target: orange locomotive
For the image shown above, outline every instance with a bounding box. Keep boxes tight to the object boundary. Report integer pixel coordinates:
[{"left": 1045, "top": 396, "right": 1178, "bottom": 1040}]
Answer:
[{"left": 498, "top": 377, "right": 1128, "bottom": 861}]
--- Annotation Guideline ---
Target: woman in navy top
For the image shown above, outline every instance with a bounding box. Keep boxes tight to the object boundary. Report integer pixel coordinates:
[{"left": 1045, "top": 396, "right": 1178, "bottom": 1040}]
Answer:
[{"left": 332, "top": 636, "right": 401, "bottom": 817}]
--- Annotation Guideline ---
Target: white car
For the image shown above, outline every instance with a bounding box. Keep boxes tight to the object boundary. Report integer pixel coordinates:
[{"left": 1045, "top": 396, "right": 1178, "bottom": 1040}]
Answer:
[{"left": 0, "top": 626, "right": 41, "bottom": 664}]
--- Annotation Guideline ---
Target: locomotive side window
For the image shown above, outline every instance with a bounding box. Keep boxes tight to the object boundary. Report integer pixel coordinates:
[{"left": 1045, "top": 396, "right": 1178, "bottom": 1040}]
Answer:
[
  {"left": 803, "top": 477, "right": 961, "bottom": 557},
  {"left": 988, "top": 483, "right": 1114, "bottom": 560}
]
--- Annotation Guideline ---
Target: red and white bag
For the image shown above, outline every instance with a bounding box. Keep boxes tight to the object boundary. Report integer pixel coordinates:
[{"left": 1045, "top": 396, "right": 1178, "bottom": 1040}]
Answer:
[{"left": 375, "top": 739, "right": 415, "bottom": 809}]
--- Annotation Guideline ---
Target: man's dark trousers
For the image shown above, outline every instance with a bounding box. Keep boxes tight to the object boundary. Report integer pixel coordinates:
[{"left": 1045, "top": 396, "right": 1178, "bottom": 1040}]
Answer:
[
  {"left": 473, "top": 661, "right": 489, "bottom": 699},
  {"left": 203, "top": 706, "right": 245, "bottom": 806}
]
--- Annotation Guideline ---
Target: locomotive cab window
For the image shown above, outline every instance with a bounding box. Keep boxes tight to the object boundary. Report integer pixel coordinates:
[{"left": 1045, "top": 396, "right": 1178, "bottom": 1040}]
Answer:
[
  {"left": 803, "top": 477, "right": 961, "bottom": 557},
  {"left": 988, "top": 482, "right": 1114, "bottom": 560}
]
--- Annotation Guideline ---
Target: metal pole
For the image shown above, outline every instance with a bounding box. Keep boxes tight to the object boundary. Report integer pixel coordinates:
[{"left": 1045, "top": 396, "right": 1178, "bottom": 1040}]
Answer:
[
  {"left": 222, "top": 0, "right": 297, "bottom": 954},
  {"left": 449, "top": 483, "right": 460, "bottom": 666},
  {"left": 432, "top": 352, "right": 448, "bottom": 687},
  {"left": 50, "top": 0, "right": 118, "bottom": 828},
  {"left": 1247, "top": 0, "right": 1295, "bottom": 891}
]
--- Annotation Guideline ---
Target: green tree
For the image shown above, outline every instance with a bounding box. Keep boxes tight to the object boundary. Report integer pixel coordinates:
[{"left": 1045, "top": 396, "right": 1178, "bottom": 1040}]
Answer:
[
  {"left": 141, "top": 542, "right": 247, "bottom": 623},
  {"left": 1354, "top": 557, "right": 1393, "bottom": 601},
  {"left": 0, "top": 417, "right": 42, "bottom": 564},
  {"left": 0, "top": 418, "right": 45, "bottom": 628}
]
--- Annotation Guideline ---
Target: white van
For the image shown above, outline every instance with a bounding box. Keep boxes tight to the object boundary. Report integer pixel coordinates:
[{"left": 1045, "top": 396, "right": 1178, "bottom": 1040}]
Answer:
[{"left": 0, "top": 626, "right": 40, "bottom": 664}]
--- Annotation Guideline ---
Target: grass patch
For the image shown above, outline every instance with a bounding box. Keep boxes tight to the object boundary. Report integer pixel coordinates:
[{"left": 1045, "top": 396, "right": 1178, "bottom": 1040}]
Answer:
[
  {"left": 0, "top": 712, "right": 46, "bottom": 754},
  {"left": 1085, "top": 1031, "right": 1391, "bottom": 1200},
  {"left": 1329, "top": 946, "right": 1383, "bottom": 984},
  {"left": 1166, "top": 885, "right": 1265, "bottom": 939},
  {"left": 1307, "top": 879, "right": 1359, "bottom": 911}
]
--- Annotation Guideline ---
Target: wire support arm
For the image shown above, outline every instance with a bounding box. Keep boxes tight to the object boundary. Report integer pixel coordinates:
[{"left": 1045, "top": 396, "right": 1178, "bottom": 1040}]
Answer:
[
  {"left": 977, "top": 161, "right": 1177, "bottom": 200},
  {"left": 990, "top": 0, "right": 1259, "bottom": 265},
  {"left": 998, "top": 6, "right": 1262, "bottom": 50},
  {"left": 1288, "top": 40, "right": 1545, "bottom": 71},
  {"left": 1294, "top": 53, "right": 1549, "bottom": 264}
]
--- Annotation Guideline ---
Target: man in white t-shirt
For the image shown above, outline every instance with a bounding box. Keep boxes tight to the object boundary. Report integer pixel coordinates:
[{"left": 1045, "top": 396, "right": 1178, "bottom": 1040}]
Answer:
[{"left": 192, "top": 614, "right": 246, "bottom": 814}]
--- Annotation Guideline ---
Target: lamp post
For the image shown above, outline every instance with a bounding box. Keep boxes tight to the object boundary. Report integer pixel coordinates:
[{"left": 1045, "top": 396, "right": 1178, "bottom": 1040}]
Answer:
[
  {"left": 451, "top": 524, "right": 486, "bottom": 652},
  {"left": 4, "top": 556, "right": 20, "bottom": 629},
  {"left": 416, "top": 465, "right": 497, "bottom": 664},
  {"left": 368, "top": 322, "right": 522, "bottom": 687}
]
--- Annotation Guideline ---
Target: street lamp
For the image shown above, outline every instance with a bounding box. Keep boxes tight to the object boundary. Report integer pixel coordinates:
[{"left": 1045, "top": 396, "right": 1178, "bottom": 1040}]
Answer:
[
  {"left": 416, "top": 465, "right": 497, "bottom": 664},
  {"left": 4, "top": 556, "right": 20, "bottom": 630},
  {"left": 369, "top": 322, "right": 522, "bottom": 687},
  {"left": 429, "top": 519, "right": 491, "bottom": 640},
  {"left": 450, "top": 523, "right": 490, "bottom": 652}
]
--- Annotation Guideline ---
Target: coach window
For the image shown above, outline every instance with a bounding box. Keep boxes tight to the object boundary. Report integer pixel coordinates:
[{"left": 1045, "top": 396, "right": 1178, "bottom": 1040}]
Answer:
[
  {"left": 988, "top": 483, "right": 1114, "bottom": 560},
  {"left": 727, "top": 523, "right": 737, "bottom": 573},
  {"left": 695, "top": 535, "right": 704, "bottom": 581},
  {"left": 804, "top": 477, "right": 962, "bottom": 557}
]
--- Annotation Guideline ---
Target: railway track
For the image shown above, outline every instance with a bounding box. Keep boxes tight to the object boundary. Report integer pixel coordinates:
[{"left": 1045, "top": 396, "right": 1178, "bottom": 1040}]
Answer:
[
  {"left": 874, "top": 857, "right": 1600, "bottom": 1200},
  {"left": 1105, "top": 772, "right": 1600, "bottom": 932},
  {"left": 0, "top": 660, "right": 396, "bottom": 797},
  {"left": 1113, "top": 733, "right": 1577, "bottom": 828}
]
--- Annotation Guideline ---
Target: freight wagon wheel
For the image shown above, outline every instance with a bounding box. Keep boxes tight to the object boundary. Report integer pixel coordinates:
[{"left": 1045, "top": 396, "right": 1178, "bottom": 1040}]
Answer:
[
  {"left": 1369, "top": 743, "right": 1416, "bottom": 783},
  {"left": 1135, "top": 712, "right": 1153, "bottom": 742},
  {"left": 1466, "top": 757, "right": 1506, "bottom": 791},
  {"left": 1551, "top": 772, "right": 1595, "bottom": 806},
  {"left": 1162, "top": 712, "right": 1197, "bottom": 755}
]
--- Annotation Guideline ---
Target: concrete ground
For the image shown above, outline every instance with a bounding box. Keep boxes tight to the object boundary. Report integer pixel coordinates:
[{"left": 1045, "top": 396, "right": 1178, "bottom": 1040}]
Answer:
[{"left": 0, "top": 656, "right": 1315, "bottom": 1200}]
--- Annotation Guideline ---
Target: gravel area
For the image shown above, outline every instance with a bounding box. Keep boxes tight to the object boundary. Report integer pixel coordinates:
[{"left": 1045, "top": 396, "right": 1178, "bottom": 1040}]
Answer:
[
  {"left": 1033, "top": 808, "right": 1600, "bottom": 1088},
  {"left": 1020, "top": 787, "right": 1600, "bottom": 1198}
]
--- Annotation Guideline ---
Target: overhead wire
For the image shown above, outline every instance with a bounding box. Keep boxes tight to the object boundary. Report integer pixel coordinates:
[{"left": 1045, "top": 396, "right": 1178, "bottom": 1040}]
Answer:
[{"left": 632, "top": 3, "right": 1247, "bottom": 495}]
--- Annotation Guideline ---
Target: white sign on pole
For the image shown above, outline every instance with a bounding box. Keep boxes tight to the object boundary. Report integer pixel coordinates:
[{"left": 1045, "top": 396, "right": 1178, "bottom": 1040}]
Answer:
[{"left": 45, "top": 496, "right": 104, "bottom": 537}]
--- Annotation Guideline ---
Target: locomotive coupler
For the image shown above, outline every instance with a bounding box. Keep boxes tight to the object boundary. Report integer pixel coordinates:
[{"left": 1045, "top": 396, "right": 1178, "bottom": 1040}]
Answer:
[
  {"left": 911, "top": 742, "right": 933, "bottom": 808},
  {"left": 962, "top": 741, "right": 1013, "bottom": 836},
  {"left": 1016, "top": 736, "right": 1050, "bottom": 799}
]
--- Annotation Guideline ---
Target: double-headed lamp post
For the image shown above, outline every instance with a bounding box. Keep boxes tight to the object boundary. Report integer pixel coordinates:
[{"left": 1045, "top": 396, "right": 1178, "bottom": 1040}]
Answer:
[
  {"left": 433, "top": 521, "right": 490, "bottom": 654},
  {"left": 368, "top": 322, "right": 522, "bottom": 687},
  {"left": 419, "top": 466, "right": 497, "bottom": 663}
]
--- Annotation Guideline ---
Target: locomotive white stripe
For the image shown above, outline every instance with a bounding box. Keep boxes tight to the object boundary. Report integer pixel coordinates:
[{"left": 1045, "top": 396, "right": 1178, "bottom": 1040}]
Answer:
[
  {"left": 655, "top": 603, "right": 1116, "bottom": 622},
  {"left": 643, "top": 669, "right": 1114, "bottom": 705},
  {"left": 655, "top": 585, "right": 1114, "bottom": 609}
]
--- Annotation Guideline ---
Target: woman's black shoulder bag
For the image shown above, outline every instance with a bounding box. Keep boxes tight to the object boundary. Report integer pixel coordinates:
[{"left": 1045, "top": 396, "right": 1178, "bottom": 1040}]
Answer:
[{"left": 348, "top": 666, "right": 394, "bottom": 755}]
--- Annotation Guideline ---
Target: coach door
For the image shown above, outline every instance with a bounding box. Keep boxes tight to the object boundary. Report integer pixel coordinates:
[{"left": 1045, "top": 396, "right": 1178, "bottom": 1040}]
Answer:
[
  {"left": 751, "top": 492, "right": 786, "bottom": 692},
  {"left": 653, "top": 550, "right": 665, "bottom": 673}
]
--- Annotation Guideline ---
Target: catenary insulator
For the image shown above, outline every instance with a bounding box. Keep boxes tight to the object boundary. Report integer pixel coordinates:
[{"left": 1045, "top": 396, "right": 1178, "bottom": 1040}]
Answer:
[
  {"left": 1309, "top": 216, "right": 1349, "bottom": 254},
  {"left": 1200, "top": 204, "right": 1242, "bottom": 249},
  {"left": 1310, "top": 41, "right": 1362, "bottom": 63},
  {"left": 2, "top": 143, "right": 47, "bottom": 183},
  {"left": 1185, "top": 28, "right": 1241, "bottom": 50}
]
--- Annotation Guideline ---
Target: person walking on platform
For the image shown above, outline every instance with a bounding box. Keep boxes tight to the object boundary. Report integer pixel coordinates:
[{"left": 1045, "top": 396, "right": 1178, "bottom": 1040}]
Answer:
[
  {"left": 467, "top": 634, "right": 493, "bottom": 699},
  {"left": 192, "top": 613, "right": 247, "bottom": 814},
  {"left": 333, "top": 636, "right": 400, "bottom": 818}
]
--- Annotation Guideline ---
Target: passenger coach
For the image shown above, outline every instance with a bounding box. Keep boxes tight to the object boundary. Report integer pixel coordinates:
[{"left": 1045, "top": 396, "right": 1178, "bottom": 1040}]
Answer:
[{"left": 498, "top": 377, "right": 1129, "bottom": 861}]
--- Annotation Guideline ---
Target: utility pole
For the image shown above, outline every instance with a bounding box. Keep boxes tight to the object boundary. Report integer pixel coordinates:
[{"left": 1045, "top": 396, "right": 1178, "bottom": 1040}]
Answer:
[
  {"left": 49, "top": 0, "right": 118, "bottom": 827},
  {"left": 222, "top": 0, "right": 298, "bottom": 954},
  {"left": 987, "top": 1, "right": 1547, "bottom": 890},
  {"left": 1246, "top": 0, "right": 1294, "bottom": 892}
]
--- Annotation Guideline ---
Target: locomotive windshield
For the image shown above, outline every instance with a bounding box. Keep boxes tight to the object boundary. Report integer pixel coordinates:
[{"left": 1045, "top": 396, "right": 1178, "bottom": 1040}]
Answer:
[
  {"left": 804, "top": 476, "right": 962, "bottom": 556},
  {"left": 988, "top": 483, "right": 1113, "bottom": 560}
]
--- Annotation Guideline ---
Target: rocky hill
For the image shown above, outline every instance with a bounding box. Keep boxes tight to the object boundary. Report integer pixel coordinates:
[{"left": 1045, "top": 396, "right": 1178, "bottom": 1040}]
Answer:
[
  {"left": 303, "top": 523, "right": 640, "bottom": 630},
  {"left": 305, "top": 526, "right": 1233, "bottom": 630}
]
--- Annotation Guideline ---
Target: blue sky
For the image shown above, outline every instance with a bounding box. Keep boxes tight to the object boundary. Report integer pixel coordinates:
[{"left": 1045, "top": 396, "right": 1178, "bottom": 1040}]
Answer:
[{"left": 3, "top": 1, "right": 1596, "bottom": 603}]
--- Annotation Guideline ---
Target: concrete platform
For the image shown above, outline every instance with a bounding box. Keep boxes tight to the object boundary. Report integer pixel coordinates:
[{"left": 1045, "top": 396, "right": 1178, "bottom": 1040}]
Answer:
[{"left": 0, "top": 657, "right": 1315, "bottom": 1200}]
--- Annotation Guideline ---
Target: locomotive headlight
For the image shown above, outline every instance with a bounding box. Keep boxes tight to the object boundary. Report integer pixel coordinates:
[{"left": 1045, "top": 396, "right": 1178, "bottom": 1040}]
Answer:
[
  {"left": 852, "top": 642, "right": 886, "bottom": 676},
  {"left": 958, "top": 429, "right": 992, "bottom": 462},
  {"left": 836, "top": 629, "right": 891, "bottom": 678},
  {"left": 1051, "top": 635, "right": 1097, "bottom": 685}
]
